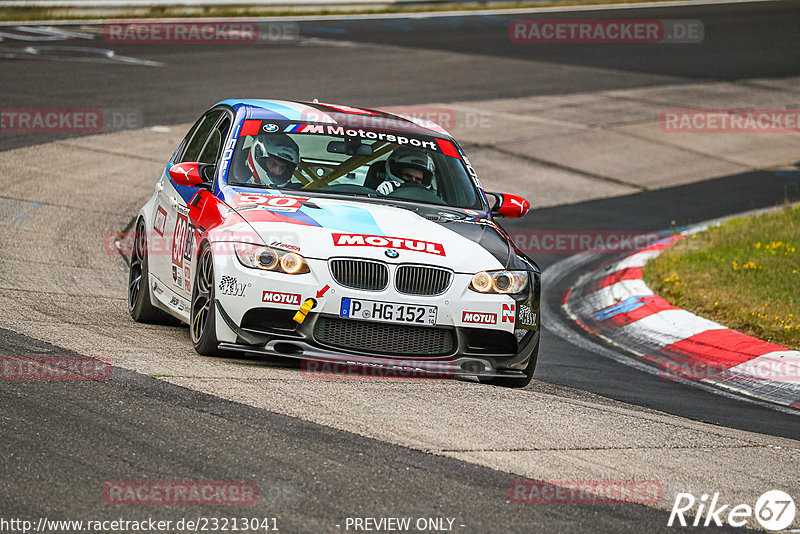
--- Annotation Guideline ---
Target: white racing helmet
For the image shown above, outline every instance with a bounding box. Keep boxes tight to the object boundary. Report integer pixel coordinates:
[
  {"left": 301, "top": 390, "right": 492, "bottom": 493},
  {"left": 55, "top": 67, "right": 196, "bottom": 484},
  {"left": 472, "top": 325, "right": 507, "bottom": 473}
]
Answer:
[
  {"left": 385, "top": 147, "right": 436, "bottom": 187},
  {"left": 247, "top": 133, "right": 300, "bottom": 186}
]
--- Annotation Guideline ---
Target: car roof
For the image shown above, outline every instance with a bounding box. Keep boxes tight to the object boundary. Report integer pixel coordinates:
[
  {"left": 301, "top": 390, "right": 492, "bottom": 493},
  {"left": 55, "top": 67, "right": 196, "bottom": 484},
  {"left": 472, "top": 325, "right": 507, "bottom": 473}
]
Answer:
[{"left": 214, "top": 98, "right": 452, "bottom": 138}]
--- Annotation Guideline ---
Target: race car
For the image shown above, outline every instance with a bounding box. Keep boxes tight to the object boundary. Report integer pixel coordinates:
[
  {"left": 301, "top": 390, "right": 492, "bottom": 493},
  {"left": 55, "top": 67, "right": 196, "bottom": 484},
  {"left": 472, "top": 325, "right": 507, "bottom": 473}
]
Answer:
[{"left": 128, "top": 99, "right": 540, "bottom": 386}]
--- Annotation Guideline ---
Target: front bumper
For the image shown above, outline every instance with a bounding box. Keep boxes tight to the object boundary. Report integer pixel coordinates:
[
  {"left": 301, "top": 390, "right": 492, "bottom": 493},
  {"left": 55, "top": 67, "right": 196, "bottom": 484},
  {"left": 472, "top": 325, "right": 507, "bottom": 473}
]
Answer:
[{"left": 212, "top": 253, "right": 540, "bottom": 378}]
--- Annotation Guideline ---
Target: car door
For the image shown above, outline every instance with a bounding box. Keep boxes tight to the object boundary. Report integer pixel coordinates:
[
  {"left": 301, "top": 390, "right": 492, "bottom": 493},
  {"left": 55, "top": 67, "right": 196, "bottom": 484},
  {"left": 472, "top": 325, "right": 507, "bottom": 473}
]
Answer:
[{"left": 150, "top": 109, "right": 231, "bottom": 301}]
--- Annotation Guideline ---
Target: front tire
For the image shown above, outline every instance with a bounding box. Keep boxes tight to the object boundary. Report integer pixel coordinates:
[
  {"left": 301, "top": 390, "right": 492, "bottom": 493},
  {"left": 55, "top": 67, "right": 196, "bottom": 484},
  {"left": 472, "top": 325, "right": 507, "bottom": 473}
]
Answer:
[
  {"left": 190, "top": 243, "right": 219, "bottom": 355},
  {"left": 480, "top": 344, "right": 539, "bottom": 388},
  {"left": 128, "top": 219, "right": 171, "bottom": 324}
]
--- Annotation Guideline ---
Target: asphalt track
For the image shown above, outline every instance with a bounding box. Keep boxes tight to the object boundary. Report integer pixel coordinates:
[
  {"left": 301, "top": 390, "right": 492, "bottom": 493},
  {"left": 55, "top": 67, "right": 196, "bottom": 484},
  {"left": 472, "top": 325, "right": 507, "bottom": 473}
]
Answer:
[{"left": 1, "top": 1, "right": 799, "bottom": 531}]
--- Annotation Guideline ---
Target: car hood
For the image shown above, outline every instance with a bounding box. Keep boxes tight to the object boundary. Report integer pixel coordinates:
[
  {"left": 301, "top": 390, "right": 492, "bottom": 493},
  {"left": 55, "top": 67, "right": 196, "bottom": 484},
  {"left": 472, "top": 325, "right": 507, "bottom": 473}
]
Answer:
[{"left": 220, "top": 192, "right": 521, "bottom": 272}]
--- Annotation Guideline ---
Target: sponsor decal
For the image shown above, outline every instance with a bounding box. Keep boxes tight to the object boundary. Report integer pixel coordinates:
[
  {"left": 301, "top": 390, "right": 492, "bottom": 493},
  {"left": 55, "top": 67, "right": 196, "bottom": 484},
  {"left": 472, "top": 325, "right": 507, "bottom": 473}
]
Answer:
[
  {"left": 272, "top": 123, "right": 439, "bottom": 150},
  {"left": 233, "top": 194, "right": 308, "bottom": 212},
  {"left": 184, "top": 267, "right": 191, "bottom": 290},
  {"left": 172, "top": 264, "right": 182, "bottom": 289},
  {"left": 218, "top": 132, "right": 237, "bottom": 177},
  {"left": 462, "top": 311, "right": 497, "bottom": 324},
  {"left": 461, "top": 153, "right": 481, "bottom": 189},
  {"left": 502, "top": 304, "right": 515, "bottom": 323},
  {"left": 183, "top": 224, "right": 195, "bottom": 261},
  {"left": 153, "top": 205, "right": 167, "bottom": 236},
  {"left": 269, "top": 240, "right": 300, "bottom": 252},
  {"left": 518, "top": 304, "right": 537, "bottom": 327},
  {"left": 262, "top": 291, "right": 301, "bottom": 305},
  {"left": 151, "top": 281, "right": 163, "bottom": 294},
  {"left": 218, "top": 275, "right": 247, "bottom": 297},
  {"left": 316, "top": 285, "right": 330, "bottom": 298},
  {"left": 332, "top": 233, "right": 445, "bottom": 256},
  {"left": 169, "top": 296, "right": 179, "bottom": 307},
  {"left": 171, "top": 214, "right": 188, "bottom": 268}
]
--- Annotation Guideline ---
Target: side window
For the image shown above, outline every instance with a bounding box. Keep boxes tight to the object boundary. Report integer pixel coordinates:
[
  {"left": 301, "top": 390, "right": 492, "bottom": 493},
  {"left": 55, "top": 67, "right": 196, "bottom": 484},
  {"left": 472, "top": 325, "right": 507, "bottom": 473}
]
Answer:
[
  {"left": 197, "top": 116, "right": 231, "bottom": 165},
  {"left": 181, "top": 110, "right": 222, "bottom": 163},
  {"left": 173, "top": 119, "right": 202, "bottom": 161}
]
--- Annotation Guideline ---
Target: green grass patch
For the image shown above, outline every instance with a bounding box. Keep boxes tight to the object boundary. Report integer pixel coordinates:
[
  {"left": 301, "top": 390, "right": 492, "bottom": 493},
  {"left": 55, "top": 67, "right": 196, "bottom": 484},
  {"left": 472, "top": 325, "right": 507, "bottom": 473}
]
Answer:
[{"left": 643, "top": 204, "right": 800, "bottom": 350}]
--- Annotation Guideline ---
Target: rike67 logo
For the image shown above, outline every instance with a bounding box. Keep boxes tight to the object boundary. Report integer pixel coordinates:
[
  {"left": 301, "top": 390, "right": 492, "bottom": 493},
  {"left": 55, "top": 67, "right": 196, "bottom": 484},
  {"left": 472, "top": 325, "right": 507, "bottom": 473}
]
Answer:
[{"left": 669, "top": 490, "right": 796, "bottom": 530}]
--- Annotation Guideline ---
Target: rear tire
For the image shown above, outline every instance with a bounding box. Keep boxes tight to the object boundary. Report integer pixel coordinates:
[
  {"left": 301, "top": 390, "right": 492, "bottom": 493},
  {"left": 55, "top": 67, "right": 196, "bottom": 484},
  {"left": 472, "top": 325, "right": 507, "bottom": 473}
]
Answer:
[
  {"left": 480, "top": 343, "right": 539, "bottom": 388},
  {"left": 128, "top": 219, "right": 171, "bottom": 324},
  {"left": 190, "top": 243, "right": 219, "bottom": 356}
]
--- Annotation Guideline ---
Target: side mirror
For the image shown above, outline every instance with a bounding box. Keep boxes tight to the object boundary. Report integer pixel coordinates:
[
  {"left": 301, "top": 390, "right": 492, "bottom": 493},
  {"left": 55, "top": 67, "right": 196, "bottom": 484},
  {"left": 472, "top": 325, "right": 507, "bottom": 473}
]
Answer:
[
  {"left": 487, "top": 192, "right": 530, "bottom": 218},
  {"left": 168, "top": 162, "right": 214, "bottom": 188}
]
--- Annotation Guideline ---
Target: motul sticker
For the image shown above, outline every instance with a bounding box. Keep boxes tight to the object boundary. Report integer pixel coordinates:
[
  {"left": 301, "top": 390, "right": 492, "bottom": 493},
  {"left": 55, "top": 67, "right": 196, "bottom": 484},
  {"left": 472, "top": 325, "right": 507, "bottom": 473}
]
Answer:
[
  {"left": 332, "top": 233, "right": 445, "bottom": 256},
  {"left": 262, "top": 291, "right": 301, "bottom": 305},
  {"left": 233, "top": 194, "right": 308, "bottom": 212},
  {"left": 502, "top": 304, "right": 515, "bottom": 323},
  {"left": 462, "top": 311, "right": 497, "bottom": 324}
]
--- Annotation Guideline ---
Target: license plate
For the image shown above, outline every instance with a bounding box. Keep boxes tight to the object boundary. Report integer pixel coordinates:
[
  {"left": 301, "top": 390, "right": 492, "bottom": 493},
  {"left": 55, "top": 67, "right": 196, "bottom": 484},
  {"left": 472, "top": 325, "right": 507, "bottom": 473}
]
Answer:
[{"left": 339, "top": 297, "right": 437, "bottom": 326}]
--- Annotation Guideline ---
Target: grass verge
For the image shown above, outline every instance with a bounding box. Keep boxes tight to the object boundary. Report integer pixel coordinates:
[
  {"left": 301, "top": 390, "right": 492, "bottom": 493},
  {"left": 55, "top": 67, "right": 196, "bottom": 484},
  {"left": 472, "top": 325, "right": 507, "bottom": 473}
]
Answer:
[{"left": 643, "top": 204, "right": 800, "bottom": 350}]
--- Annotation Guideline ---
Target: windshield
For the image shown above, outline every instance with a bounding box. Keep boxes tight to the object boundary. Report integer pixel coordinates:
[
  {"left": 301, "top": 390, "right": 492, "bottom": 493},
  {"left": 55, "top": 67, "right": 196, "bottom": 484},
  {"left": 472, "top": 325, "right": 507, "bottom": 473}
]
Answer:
[{"left": 226, "top": 120, "right": 483, "bottom": 209}]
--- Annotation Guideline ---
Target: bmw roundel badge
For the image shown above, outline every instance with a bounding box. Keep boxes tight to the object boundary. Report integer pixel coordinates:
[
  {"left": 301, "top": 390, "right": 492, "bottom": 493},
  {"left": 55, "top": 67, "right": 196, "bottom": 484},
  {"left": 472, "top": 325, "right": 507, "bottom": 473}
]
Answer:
[
  {"left": 385, "top": 249, "right": 399, "bottom": 259},
  {"left": 263, "top": 123, "right": 279, "bottom": 132}
]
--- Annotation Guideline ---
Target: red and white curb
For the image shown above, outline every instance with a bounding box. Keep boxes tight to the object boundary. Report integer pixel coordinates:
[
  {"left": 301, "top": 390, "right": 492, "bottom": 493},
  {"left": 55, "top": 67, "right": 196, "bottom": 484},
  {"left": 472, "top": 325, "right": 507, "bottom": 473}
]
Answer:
[{"left": 564, "top": 234, "right": 800, "bottom": 410}]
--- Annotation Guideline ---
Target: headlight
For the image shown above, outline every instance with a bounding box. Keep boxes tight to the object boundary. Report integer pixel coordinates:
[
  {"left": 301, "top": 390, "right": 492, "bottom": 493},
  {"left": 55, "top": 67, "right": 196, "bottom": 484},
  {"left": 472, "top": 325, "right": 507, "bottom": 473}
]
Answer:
[
  {"left": 234, "top": 243, "right": 310, "bottom": 274},
  {"left": 470, "top": 270, "right": 528, "bottom": 294}
]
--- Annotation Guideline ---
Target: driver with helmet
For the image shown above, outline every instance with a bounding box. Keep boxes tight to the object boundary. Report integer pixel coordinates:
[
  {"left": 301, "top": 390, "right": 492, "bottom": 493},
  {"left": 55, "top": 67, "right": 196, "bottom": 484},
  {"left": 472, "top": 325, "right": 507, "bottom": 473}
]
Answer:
[
  {"left": 377, "top": 147, "right": 436, "bottom": 195},
  {"left": 245, "top": 133, "right": 300, "bottom": 186}
]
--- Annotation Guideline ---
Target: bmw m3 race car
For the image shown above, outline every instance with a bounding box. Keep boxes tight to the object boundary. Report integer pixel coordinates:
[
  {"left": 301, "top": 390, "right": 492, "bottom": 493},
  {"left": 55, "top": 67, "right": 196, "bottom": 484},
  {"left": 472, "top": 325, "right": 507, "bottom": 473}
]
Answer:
[{"left": 128, "top": 99, "right": 540, "bottom": 386}]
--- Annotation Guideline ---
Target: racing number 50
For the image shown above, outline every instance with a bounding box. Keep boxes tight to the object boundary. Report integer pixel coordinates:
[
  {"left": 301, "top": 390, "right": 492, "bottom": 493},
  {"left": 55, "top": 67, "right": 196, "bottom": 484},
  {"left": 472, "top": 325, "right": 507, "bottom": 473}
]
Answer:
[{"left": 172, "top": 214, "right": 188, "bottom": 267}]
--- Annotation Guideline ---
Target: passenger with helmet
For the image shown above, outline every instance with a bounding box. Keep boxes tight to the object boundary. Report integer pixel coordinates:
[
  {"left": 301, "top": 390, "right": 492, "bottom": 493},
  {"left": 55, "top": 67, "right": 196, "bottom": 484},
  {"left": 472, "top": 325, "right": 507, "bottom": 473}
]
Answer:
[
  {"left": 245, "top": 133, "right": 300, "bottom": 186},
  {"left": 377, "top": 147, "right": 436, "bottom": 195}
]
